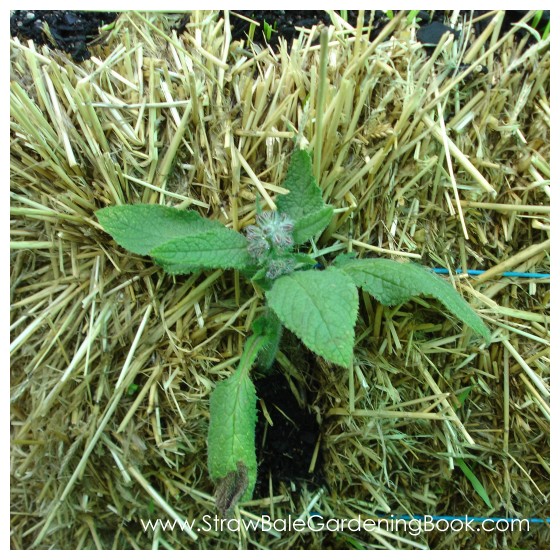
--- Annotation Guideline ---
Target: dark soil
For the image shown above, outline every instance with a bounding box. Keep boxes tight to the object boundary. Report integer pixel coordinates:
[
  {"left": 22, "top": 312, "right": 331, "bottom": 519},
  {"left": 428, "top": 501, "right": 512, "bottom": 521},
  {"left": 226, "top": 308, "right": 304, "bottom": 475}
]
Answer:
[
  {"left": 253, "top": 363, "right": 323, "bottom": 498},
  {"left": 228, "top": 10, "right": 549, "bottom": 49},
  {"left": 10, "top": 10, "right": 118, "bottom": 61},
  {"left": 227, "top": 10, "right": 391, "bottom": 48}
]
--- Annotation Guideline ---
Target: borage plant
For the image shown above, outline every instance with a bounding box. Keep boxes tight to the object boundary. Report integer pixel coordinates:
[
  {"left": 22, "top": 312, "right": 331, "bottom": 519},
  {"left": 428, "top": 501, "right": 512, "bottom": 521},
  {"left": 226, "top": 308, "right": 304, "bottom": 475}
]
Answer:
[{"left": 96, "top": 149, "right": 490, "bottom": 515}]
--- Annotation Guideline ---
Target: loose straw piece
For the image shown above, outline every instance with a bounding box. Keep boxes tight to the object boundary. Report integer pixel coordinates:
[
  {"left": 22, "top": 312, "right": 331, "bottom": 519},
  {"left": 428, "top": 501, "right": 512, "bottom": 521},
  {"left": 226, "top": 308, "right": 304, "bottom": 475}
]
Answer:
[
  {"left": 473, "top": 239, "right": 550, "bottom": 284},
  {"left": 422, "top": 114, "right": 497, "bottom": 197},
  {"left": 436, "top": 97, "right": 469, "bottom": 239},
  {"left": 459, "top": 201, "right": 550, "bottom": 213},
  {"left": 235, "top": 147, "right": 277, "bottom": 210},
  {"left": 43, "top": 69, "right": 77, "bottom": 168},
  {"left": 126, "top": 463, "right": 198, "bottom": 541},
  {"left": 313, "top": 28, "right": 330, "bottom": 178},
  {"left": 332, "top": 234, "right": 422, "bottom": 259},
  {"left": 502, "top": 339, "right": 549, "bottom": 399}
]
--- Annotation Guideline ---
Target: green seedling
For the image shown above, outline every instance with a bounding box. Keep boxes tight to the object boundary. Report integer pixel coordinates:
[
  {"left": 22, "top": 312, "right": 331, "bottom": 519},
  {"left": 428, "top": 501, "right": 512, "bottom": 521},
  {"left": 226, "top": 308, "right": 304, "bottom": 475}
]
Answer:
[
  {"left": 455, "top": 386, "right": 474, "bottom": 410},
  {"left": 455, "top": 458, "right": 493, "bottom": 509},
  {"left": 262, "top": 19, "right": 276, "bottom": 43},
  {"left": 529, "top": 10, "right": 550, "bottom": 41},
  {"left": 531, "top": 11, "right": 544, "bottom": 31},
  {"left": 247, "top": 21, "right": 257, "bottom": 44},
  {"left": 406, "top": 10, "right": 421, "bottom": 26},
  {"left": 127, "top": 383, "right": 139, "bottom": 396},
  {"left": 542, "top": 21, "right": 550, "bottom": 41},
  {"left": 534, "top": 13, "right": 550, "bottom": 41},
  {"left": 96, "top": 148, "right": 490, "bottom": 515}
]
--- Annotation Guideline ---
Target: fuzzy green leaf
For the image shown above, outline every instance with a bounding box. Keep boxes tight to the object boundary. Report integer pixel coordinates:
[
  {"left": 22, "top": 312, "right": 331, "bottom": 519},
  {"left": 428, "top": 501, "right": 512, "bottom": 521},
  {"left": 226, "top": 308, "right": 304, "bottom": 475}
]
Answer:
[
  {"left": 336, "top": 258, "right": 490, "bottom": 341},
  {"left": 208, "top": 368, "right": 257, "bottom": 505},
  {"left": 267, "top": 269, "right": 359, "bottom": 367},
  {"left": 277, "top": 150, "right": 332, "bottom": 242},
  {"left": 293, "top": 206, "right": 334, "bottom": 244},
  {"left": 151, "top": 228, "right": 252, "bottom": 274},
  {"left": 96, "top": 204, "right": 221, "bottom": 255}
]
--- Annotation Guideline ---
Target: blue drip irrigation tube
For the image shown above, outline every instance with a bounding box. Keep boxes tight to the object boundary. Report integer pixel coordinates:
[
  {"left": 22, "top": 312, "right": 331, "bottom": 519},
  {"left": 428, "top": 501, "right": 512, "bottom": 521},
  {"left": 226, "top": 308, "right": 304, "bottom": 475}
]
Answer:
[{"left": 432, "top": 268, "right": 550, "bottom": 279}]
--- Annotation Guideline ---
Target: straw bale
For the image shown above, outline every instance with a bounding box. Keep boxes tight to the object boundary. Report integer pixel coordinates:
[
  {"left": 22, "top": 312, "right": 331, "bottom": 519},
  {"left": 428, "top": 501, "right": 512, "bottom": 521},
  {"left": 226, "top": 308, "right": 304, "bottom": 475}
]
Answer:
[{"left": 10, "top": 11, "right": 549, "bottom": 549}]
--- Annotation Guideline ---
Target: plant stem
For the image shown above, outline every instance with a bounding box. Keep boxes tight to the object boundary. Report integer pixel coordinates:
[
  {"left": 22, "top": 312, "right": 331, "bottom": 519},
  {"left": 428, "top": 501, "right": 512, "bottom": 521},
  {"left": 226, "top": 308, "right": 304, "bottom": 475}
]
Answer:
[
  {"left": 237, "top": 332, "right": 269, "bottom": 378},
  {"left": 314, "top": 28, "right": 329, "bottom": 179}
]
